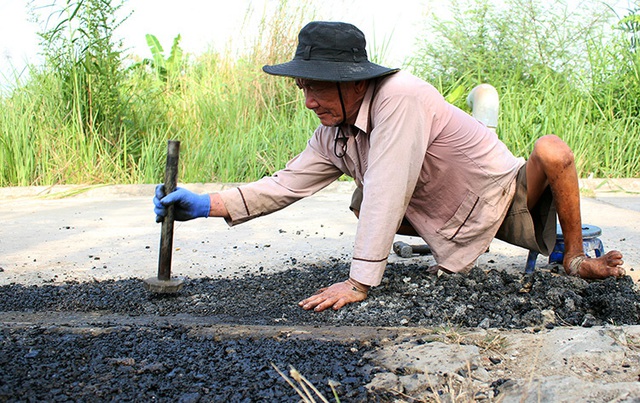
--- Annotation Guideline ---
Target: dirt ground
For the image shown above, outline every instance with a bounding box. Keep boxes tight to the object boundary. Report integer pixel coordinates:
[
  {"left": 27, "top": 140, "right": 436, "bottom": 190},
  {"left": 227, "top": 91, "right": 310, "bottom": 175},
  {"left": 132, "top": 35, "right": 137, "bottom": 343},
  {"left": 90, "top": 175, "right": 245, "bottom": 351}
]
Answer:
[{"left": 1, "top": 181, "right": 639, "bottom": 401}]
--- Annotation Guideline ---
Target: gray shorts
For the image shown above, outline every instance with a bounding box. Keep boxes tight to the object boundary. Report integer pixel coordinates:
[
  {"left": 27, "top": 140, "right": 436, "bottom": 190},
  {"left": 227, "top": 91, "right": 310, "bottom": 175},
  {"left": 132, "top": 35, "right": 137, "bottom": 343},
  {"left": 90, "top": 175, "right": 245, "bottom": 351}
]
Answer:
[
  {"left": 349, "top": 163, "right": 557, "bottom": 255},
  {"left": 495, "top": 163, "right": 557, "bottom": 255}
]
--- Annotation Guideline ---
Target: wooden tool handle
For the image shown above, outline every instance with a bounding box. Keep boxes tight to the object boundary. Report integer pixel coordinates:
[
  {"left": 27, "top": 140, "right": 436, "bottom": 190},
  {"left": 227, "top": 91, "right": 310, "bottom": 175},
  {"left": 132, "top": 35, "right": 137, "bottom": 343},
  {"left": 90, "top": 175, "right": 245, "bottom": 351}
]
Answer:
[{"left": 158, "top": 140, "right": 180, "bottom": 281}]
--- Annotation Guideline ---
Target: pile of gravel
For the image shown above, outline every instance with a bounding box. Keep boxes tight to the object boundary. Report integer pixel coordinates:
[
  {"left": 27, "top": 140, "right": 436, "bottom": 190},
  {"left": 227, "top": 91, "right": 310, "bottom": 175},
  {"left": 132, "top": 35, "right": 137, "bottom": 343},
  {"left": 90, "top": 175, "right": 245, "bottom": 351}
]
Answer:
[
  {"left": 1, "top": 262, "right": 639, "bottom": 401},
  {"left": 0, "top": 324, "right": 376, "bottom": 402},
  {"left": 1, "top": 263, "right": 639, "bottom": 328}
]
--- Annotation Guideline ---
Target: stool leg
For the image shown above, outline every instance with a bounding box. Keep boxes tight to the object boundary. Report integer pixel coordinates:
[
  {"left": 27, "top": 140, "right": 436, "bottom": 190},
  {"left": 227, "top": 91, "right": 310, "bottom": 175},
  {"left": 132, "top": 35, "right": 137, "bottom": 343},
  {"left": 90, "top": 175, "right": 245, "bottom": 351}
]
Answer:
[
  {"left": 525, "top": 250, "right": 539, "bottom": 274},
  {"left": 593, "top": 238, "right": 605, "bottom": 258}
]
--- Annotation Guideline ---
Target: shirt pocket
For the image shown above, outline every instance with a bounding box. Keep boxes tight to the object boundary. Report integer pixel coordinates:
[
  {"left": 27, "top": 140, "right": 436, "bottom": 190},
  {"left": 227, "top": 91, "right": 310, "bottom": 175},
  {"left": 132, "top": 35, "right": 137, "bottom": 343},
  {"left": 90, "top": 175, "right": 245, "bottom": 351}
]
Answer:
[{"left": 436, "top": 190, "right": 481, "bottom": 242}]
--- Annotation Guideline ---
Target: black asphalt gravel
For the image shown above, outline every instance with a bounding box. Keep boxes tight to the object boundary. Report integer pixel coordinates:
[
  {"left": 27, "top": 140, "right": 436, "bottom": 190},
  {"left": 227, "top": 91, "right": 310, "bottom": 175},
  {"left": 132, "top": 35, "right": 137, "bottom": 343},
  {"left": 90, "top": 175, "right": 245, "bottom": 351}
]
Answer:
[
  {"left": 0, "top": 324, "right": 376, "bottom": 402},
  {"left": 2, "top": 263, "right": 638, "bottom": 327},
  {"left": 1, "top": 262, "right": 639, "bottom": 401}
]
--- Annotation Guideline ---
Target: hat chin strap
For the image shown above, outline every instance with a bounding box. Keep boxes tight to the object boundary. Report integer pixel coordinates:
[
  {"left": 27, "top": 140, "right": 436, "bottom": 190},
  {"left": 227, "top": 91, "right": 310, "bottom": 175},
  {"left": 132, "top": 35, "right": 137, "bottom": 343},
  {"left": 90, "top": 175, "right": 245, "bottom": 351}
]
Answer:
[
  {"left": 336, "top": 82, "right": 347, "bottom": 127},
  {"left": 332, "top": 82, "right": 348, "bottom": 158}
]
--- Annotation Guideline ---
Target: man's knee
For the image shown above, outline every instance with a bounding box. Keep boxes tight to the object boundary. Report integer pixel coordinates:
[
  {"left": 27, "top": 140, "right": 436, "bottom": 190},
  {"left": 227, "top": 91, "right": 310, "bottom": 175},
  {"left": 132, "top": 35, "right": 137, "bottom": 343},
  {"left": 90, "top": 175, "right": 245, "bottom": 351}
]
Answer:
[{"left": 531, "top": 135, "right": 574, "bottom": 169}]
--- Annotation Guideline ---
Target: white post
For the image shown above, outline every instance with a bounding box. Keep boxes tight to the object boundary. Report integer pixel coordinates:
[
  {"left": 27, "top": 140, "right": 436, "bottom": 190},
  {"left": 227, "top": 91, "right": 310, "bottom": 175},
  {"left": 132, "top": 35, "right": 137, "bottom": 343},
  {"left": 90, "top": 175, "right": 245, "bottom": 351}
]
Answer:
[{"left": 467, "top": 84, "right": 499, "bottom": 132}]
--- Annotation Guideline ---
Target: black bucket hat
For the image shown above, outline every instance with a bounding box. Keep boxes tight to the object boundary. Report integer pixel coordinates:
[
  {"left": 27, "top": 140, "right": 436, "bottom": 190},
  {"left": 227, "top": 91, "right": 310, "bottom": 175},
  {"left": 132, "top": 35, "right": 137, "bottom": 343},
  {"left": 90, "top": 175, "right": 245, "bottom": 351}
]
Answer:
[{"left": 263, "top": 21, "right": 399, "bottom": 82}]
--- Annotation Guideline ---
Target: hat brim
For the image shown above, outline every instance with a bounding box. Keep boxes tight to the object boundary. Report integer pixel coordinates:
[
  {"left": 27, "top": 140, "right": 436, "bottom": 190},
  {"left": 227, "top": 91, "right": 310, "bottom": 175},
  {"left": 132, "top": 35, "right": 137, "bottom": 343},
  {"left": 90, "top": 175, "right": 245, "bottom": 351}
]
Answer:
[{"left": 263, "top": 59, "right": 399, "bottom": 82}]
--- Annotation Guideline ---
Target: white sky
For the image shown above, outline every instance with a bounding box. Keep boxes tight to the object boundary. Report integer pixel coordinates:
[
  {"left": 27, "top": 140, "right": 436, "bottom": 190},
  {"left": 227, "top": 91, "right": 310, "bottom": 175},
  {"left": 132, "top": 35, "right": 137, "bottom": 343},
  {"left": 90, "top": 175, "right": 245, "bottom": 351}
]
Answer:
[
  {"left": 0, "top": 0, "right": 431, "bottom": 88},
  {"left": 0, "top": 0, "right": 635, "bottom": 89}
]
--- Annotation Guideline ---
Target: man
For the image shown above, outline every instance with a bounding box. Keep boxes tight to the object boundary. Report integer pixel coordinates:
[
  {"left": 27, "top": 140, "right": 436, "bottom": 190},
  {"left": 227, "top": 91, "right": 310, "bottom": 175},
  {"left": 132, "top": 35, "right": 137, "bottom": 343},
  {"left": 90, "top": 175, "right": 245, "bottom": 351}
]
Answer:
[{"left": 154, "top": 21, "right": 625, "bottom": 312}]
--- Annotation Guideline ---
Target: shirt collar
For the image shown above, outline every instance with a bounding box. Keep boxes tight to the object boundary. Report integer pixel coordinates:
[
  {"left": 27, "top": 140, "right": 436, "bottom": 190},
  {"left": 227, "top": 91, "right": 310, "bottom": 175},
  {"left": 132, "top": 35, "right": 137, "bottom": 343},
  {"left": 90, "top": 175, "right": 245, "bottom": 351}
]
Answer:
[{"left": 353, "top": 80, "right": 378, "bottom": 134}]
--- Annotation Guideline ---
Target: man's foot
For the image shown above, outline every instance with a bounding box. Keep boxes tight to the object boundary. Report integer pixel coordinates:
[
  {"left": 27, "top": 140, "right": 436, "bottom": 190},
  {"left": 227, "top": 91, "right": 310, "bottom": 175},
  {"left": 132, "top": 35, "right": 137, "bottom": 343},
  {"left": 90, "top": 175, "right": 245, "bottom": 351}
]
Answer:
[{"left": 564, "top": 251, "right": 625, "bottom": 279}]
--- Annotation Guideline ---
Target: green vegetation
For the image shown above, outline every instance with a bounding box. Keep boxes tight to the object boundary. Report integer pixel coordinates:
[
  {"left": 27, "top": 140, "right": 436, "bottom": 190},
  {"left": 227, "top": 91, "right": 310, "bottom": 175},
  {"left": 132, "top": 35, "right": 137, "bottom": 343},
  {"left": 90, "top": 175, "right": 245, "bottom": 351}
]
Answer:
[
  {"left": 1, "top": 0, "right": 639, "bottom": 186},
  {"left": 412, "top": 0, "right": 640, "bottom": 177}
]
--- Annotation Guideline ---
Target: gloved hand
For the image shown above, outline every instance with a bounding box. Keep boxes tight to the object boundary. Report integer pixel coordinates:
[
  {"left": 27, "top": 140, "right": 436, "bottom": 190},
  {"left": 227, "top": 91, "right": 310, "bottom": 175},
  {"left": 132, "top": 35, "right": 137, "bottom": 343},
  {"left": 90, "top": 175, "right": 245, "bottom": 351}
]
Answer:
[{"left": 153, "top": 184, "right": 211, "bottom": 222}]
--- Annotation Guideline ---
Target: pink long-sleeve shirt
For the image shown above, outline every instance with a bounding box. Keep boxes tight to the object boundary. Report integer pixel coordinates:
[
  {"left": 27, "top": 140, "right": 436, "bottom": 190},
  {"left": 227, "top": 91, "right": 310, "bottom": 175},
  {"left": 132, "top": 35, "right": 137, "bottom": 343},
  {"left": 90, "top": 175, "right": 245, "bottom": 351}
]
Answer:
[{"left": 218, "top": 71, "right": 525, "bottom": 286}]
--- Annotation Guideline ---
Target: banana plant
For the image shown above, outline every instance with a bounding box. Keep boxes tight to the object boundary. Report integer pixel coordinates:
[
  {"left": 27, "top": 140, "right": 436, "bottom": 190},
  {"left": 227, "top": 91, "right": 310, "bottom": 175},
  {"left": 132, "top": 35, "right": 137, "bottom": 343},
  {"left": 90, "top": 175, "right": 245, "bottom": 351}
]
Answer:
[
  {"left": 617, "top": 13, "right": 640, "bottom": 52},
  {"left": 138, "top": 33, "right": 185, "bottom": 83}
]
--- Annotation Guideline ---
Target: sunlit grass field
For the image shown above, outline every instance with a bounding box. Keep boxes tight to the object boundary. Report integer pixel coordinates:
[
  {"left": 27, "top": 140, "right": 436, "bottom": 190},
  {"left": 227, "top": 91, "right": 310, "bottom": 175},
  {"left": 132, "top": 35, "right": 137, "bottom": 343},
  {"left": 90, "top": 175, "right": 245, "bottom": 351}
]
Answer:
[{"left": 1, "top": 0, "right": 640, "bottom": 187}]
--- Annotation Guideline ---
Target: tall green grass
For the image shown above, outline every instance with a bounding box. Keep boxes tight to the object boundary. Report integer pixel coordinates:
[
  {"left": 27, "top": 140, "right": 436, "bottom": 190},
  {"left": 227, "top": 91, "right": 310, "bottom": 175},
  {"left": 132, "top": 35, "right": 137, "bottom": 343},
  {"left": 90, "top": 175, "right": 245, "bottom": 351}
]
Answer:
[
  {"left": 413, "top": 0, "right": 640, "bottom": 178},
  {"left": 1, "top": 0, "right": 640, "bottom": 187}
]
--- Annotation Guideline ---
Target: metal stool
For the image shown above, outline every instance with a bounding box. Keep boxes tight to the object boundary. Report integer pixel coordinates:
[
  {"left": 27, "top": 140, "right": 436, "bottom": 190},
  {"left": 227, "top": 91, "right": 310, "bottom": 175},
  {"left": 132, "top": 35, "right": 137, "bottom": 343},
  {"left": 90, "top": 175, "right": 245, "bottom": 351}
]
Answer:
[{"left": 524, "top": 224, "right": 605, "bottom": 274}]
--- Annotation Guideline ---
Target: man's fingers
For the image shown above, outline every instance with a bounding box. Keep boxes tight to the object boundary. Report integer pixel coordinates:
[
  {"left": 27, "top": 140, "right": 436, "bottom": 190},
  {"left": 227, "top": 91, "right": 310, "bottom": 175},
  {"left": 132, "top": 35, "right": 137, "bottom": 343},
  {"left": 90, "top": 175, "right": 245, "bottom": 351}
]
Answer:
[
  {"left": 155, "top": 184, "right": 166, "bottom": 200},
  {"left": 299, "top": 294, "right": 327, "bottom": 310},
  {"left": 314, "top": 296, "right": 353, "bottom": 312},
  {"left": 315, "top": 301, "right": 335, "bottom": 312},
  {"left": 331, "top": 298, "right": 348, "bottom": 311},
  {"left": 299, "top": 294, "right": 336, "bottom": 311},
  {"left": 298, "top": 296, "right": 313, "bottom": 308},
  {"left": 311, "top": 296, "right": 340, "bottom": 312},
  {"left": 299, "top": 281, "right": 368, "bottom": 312},
  {"left": 160, "top": 188, "right": 181, "bottom": 206},
  {"left": 153, "top": 185, "right": 167, "bottom": 222},
  {"left": 298, "top": 287, "right": 329, "bottom": 308}
]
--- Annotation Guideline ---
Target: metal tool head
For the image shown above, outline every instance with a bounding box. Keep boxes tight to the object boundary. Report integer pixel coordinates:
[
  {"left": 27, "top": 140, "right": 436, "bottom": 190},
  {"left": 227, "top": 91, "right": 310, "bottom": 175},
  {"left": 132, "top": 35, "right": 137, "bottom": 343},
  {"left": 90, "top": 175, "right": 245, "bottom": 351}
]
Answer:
[{"left": 143, "top": 277, "right": 184, "bottom": 294}]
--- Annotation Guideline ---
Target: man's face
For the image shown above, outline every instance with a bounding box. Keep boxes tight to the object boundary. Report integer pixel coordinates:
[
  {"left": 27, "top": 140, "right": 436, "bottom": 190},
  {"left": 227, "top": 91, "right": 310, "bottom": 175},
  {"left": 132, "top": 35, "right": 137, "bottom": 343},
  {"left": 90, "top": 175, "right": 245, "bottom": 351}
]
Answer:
[{"left": 295, "top": 79, "right": 365, "bottom": 127}]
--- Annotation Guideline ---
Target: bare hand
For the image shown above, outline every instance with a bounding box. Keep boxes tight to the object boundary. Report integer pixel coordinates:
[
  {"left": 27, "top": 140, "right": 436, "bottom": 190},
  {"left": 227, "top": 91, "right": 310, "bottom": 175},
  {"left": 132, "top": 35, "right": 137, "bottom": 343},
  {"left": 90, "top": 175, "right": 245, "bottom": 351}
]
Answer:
[{"left": 299, "top": 279, "right": 369, "bottom": 312}]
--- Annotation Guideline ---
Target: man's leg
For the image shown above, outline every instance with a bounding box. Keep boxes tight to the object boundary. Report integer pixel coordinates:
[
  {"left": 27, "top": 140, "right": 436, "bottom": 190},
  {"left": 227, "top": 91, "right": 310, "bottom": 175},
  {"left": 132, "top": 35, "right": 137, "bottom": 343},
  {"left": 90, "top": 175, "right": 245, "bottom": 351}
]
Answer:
[{"left": 526, "top": 135, "right": 624, "bottom": 278}]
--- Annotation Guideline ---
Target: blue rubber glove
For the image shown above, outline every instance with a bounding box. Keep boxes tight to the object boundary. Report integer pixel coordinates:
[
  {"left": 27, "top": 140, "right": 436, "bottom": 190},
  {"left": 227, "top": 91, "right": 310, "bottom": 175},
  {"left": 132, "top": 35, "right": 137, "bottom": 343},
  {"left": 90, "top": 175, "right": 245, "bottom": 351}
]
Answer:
[{"left": 153, "top": 184, "right": 211, "bottom": 222}]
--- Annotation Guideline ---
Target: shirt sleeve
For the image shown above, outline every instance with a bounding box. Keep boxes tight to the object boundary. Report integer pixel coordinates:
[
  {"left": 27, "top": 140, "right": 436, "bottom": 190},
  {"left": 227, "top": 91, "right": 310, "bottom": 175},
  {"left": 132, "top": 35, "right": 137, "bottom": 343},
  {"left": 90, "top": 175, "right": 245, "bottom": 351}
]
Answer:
[
  {"left": 349, "top": 91, "right": 436, "bottom": 286},
  {"left": 218, "top": 132, "right": 344, "bottom": 226}
]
